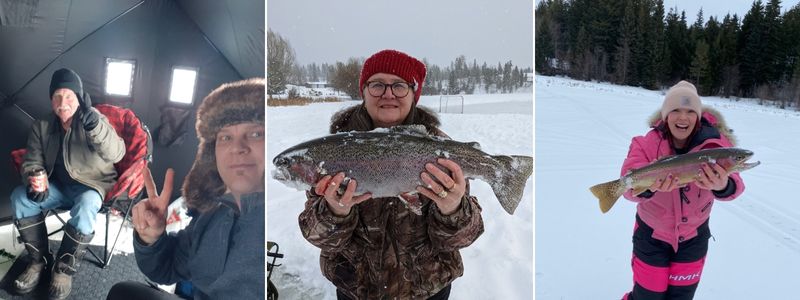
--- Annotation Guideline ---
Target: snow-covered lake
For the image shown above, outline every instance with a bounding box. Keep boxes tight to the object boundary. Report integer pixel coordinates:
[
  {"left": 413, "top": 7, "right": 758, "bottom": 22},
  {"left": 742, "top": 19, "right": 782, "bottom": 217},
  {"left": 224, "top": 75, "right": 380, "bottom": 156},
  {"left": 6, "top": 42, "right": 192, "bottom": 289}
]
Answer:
[
  {"left": 267, "top": 92, "right": 533, "bottom": 299},
  {"left": 536, "top": 75, "right": 800, "bottom": 299}
]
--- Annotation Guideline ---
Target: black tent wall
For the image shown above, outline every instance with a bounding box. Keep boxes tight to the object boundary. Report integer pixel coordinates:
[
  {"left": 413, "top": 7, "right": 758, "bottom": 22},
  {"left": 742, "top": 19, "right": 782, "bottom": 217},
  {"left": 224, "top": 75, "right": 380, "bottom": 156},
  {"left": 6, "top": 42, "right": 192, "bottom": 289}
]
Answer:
[{"left": 0, "top": 0, "right": 264, "bottom": 222}]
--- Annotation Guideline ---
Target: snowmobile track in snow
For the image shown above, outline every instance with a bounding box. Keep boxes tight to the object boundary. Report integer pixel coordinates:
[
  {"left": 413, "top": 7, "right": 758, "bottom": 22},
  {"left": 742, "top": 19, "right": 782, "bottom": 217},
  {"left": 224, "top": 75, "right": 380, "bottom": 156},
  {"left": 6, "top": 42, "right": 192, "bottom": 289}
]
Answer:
[{"left": 721, "top": 194, "right": 800, "bottom": 253}]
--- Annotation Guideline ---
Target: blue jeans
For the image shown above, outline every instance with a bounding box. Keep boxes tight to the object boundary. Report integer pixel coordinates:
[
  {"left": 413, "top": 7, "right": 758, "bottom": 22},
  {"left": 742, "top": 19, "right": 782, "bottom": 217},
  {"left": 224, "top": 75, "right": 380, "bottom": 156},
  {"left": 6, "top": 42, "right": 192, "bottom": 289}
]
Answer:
[{"left": 11, "top": 181, "right": 102, "bottom": 235}]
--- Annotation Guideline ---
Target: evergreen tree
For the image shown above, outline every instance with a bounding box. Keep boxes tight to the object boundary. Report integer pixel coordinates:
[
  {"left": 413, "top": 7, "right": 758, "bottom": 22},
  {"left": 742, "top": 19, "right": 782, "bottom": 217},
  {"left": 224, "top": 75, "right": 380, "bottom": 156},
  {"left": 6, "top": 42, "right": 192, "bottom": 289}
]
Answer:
[
  {"left": 573, "top": 26, "right": 593, "bottom": 80},
  {"left": 503, "top": 61, "right": 514, "bottom": 92},
  {"left": 614, "top": 0, "right": 636, "bottom": 84},
  {"left": 719, "top": 14, "right": 741, "bottom": 97},
  {"left": 482, "top": 62, "right": 494, "bottom": 93},
  {"left": 763, "top": 0, "right": 785, "bottom": 83},
  {"left": 663, "top": 9, "right": 692, "bottom": 83},
  {"left": 705, "top": 16, "right": 723, "bottom": 94},
  {"left": 689, "top": 40, "right": 710, "bottom": 92},
  {"left": 651, "top": 0, "right": 666, "bottom": 86},
  {"left": 447, "top": 69, "right": 458, "bottom": 94},
  {"left": 785, "top": 5, "right": 800, "bottom": 82},
  {"left": 495, "top": 63, "right": 501, "bottom": 91},
  {"left": 739, "top": 0, "right": 766, "bottom": 96},
  {"left": 536, "top": 16, "right": 556, "bottom": 74},
  {"left": 422, "top": 59, "right": 438, "bottom": 95}
]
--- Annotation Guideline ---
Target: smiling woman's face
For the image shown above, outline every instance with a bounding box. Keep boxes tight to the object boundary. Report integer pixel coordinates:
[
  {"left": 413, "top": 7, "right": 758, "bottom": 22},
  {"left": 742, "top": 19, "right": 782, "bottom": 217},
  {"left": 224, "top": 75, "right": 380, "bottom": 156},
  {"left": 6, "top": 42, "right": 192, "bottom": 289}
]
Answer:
[
  {"left": 666, "top": 108, "right": 698, "bottom": 147},
  {"left": 363, "top": 73, "right": 414, "bottom": 128},
  {"left": 215, "top": 122, "right": 265, "bottom": 197}
]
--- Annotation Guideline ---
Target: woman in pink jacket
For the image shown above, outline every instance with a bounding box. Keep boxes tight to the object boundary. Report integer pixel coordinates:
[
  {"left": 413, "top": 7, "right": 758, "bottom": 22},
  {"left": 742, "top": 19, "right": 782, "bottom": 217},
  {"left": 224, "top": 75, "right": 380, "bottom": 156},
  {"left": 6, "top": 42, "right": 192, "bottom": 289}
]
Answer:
[{"left": 620, "top": 80, "right": 745, "bottom": 300}]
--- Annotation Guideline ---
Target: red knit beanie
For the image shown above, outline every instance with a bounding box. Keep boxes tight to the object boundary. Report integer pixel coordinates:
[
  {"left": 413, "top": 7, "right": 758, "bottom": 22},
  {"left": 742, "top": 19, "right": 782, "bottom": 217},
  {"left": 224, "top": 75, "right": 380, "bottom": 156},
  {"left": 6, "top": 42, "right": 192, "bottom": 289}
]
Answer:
[{"left": 359, "top": 49, "right": 427, "bottom": 102}]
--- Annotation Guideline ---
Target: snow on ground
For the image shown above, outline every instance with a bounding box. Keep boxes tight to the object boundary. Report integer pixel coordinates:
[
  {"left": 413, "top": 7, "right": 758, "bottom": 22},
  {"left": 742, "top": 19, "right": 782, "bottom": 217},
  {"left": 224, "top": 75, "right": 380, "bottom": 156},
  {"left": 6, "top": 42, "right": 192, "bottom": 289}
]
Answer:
[
  {"left": 267, "top": 93, "right": 533, "bottom": 299},
  {"left": 535, "top": 75, "right": 800, "bottom": 299},
  {"left": 271, "top": 84, "right": 349, "bottom": 99},
  {"left": 0, "top": 199, "right": 190, "bottom": 292}
]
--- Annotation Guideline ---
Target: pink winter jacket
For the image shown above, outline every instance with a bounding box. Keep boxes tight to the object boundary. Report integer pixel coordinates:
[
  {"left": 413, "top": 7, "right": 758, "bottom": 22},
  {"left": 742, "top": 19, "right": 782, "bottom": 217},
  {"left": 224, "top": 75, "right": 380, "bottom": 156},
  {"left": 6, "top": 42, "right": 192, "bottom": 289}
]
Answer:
[{"left": 621, "top": 108, "right": 745, "bottom": 252}]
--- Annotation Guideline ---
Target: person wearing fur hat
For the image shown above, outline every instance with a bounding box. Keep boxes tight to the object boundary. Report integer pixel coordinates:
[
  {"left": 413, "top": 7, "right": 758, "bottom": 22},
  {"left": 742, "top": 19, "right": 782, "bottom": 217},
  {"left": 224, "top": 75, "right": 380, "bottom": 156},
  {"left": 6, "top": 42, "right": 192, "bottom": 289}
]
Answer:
[
  {"left": 106, "top": 78, "right": 265, "bottom": 300},
  {"left": 298, "top": 49, "right": 484, "bottom": 300},
  {"left": 619, "top": 80, "right": 746, "bottom": 300},
  {"left": 11, "top": 68, "right": 125, "bottom": 299}
]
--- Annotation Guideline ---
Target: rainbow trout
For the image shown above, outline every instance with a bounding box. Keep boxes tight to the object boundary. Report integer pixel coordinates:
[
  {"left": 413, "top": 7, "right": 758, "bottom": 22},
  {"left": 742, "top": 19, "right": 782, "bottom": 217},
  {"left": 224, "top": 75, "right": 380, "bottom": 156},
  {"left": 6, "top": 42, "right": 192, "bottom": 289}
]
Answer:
[
  {"left": 272, "top": 125, "right": 533, "bottom": 215},
  {"left": 590, "top": 147, "right": 759, "bottom": 213}
]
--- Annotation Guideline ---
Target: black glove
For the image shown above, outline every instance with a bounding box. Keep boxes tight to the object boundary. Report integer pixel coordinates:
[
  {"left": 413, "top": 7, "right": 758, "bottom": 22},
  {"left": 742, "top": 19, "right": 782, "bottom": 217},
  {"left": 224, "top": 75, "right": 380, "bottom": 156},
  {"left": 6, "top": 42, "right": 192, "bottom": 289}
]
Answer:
[
  {"left": 26, "top": 186, "right": 49, "bottom": 203},
  {"left": 80, "top": 92, "right": 99, "bottom": 131}
]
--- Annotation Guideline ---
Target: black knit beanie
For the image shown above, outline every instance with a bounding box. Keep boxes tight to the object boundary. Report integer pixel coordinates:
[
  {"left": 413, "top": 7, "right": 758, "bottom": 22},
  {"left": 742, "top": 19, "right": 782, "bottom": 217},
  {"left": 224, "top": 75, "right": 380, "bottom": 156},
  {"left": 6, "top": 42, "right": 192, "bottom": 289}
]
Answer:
[{"left": 49, "top": 68, "right": 83, "bottom": 99}]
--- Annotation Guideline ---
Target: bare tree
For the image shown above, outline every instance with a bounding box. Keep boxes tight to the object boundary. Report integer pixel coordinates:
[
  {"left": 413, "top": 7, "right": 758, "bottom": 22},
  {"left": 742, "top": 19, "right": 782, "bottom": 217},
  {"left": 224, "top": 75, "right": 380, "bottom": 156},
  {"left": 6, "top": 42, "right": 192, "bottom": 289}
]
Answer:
[
  {"left": 267, "top": 30, "right": 297, "bottom": 97},
  {"left": 329, "top": 58, "right": 363, "bottom": 100}
]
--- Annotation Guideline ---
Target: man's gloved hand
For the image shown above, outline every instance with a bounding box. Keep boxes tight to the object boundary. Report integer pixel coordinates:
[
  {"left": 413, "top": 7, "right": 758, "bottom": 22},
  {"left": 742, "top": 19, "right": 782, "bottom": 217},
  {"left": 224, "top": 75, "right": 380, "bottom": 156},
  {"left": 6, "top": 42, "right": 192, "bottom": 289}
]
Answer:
[
  {"left": 26, "top": 186, "right": 49, "bottom": 203},
  {"left": 80, "top": 92, "right": 99, "bottom": 131}
]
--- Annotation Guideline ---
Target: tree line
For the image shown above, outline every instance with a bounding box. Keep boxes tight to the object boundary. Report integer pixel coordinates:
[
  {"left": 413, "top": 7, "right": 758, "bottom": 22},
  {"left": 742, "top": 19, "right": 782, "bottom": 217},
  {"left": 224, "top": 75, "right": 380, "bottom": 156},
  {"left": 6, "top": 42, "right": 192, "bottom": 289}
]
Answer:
[
  {"left": 536, "top": 0, "right": 800, "bottom": 108},
  {"left": 268, "top": 30, "right": 532, "bottom": 99}
]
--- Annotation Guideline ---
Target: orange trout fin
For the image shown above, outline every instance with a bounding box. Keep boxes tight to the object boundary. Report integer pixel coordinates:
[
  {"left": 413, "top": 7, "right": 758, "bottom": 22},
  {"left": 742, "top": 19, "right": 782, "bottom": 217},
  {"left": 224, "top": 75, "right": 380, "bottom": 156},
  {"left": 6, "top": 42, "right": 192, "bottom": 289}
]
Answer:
[{"left": 589, "top": 179, "right": 625, "bottom": 213}]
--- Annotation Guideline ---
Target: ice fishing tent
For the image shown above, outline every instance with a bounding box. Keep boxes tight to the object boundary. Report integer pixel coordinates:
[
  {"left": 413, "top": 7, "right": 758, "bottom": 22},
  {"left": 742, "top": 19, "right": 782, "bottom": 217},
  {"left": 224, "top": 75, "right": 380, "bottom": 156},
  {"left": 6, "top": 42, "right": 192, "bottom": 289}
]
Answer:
[{"left": 0, "top": 0, "right": 265, "bottom": 222}]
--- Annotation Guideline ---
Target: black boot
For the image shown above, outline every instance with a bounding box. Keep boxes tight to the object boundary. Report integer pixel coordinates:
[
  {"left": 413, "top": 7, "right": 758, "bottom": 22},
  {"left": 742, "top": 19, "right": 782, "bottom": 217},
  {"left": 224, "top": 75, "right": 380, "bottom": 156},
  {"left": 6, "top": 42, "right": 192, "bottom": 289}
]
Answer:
[
  {"left": 13, "top": 213, "right": 49, "bottom": 294},
  {"left": 49, "top": 224, "right": 93, "bottom": 300}
]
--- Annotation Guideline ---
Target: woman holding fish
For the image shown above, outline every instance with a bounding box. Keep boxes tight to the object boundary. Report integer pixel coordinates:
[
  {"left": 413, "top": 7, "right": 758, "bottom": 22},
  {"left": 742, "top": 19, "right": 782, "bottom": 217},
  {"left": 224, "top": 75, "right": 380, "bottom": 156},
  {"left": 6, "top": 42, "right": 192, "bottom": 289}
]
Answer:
[
  {"left": 298, "top": 49, "right": 484, "bottom": 300},
  {"left": 618, "top": 81, "right": 746, "bottom": 300}
]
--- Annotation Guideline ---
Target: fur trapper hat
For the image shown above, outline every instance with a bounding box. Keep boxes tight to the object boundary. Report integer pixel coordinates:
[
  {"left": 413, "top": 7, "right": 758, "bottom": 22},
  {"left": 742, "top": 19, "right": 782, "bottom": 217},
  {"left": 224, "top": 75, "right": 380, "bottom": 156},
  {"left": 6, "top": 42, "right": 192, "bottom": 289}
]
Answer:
[{"left": 183, "top": 78, "right": 265, "bottom": 212}]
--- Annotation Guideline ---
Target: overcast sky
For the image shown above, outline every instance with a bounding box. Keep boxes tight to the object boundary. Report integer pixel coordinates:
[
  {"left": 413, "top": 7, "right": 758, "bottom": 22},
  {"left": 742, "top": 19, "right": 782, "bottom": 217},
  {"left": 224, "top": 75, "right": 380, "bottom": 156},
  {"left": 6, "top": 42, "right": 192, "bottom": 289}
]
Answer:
[{"left": 268, "top": 0, "right": 533, "bottom": 68}]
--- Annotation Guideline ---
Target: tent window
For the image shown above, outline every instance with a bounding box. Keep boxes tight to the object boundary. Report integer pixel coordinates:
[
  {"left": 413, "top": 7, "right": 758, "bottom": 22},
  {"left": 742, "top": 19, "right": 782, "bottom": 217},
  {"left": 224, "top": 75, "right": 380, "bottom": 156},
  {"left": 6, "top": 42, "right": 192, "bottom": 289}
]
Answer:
[
  {"left": 169, "top": 67, "right": 198, "bottom": 105},
  {"left": 104, "top": 58, "right": 136, "bottom": 97}
]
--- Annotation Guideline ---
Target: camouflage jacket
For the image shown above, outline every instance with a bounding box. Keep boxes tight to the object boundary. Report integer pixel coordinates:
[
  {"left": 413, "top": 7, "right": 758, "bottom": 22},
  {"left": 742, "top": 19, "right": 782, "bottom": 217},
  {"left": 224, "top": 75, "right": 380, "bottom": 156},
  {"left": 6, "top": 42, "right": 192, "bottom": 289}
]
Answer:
[{"left": 298, "top": 104, "right": 484, "bottom": 299}]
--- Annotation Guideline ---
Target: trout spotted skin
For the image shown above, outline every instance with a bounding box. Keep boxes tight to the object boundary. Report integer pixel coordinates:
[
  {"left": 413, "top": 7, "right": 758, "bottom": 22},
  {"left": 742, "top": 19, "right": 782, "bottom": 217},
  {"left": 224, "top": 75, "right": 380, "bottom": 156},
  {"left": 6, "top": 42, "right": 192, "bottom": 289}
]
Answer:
[
  {"left": 590, "top": 147, "right": 760, "bottom": 213},
  {"left": 273, "top": 125, "right": 533, "bottom": 215}
]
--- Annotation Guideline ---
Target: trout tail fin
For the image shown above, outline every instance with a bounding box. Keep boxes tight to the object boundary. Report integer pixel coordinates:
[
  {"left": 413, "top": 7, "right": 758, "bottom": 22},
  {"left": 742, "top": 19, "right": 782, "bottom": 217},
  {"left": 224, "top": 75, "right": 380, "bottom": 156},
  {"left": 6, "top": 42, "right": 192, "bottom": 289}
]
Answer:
[
  {"left": 489, "top": 155, "right": 533, "bottom": 215},
  {"left": 589, "top": 179, "right": 626, "bottom": 213}
]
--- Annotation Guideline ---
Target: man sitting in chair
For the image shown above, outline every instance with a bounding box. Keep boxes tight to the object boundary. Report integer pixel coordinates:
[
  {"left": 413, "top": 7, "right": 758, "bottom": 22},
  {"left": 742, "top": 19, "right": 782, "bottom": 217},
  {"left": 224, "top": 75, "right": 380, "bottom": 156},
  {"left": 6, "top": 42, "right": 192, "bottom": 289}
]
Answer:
[{"left": 11, "top": 68, "right": 125, "bottom": 299}]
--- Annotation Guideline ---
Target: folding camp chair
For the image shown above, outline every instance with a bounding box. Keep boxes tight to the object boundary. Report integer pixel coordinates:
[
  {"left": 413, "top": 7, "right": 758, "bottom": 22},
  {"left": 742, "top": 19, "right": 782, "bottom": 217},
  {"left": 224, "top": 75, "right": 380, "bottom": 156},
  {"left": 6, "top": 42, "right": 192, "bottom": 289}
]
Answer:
[{"left": 11, "top": 104, "right": 152, "bottom": 268}]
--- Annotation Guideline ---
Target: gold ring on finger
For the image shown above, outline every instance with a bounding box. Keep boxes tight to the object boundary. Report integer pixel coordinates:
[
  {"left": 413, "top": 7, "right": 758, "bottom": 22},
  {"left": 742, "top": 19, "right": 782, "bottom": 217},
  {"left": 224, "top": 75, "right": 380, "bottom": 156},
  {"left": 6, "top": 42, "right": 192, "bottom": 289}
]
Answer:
[
  {"left": 437, "top": 190, "right": 448, "bottom": 198},
  {"left": 337, "top": 199, "right": 345, "bottom": 207}
]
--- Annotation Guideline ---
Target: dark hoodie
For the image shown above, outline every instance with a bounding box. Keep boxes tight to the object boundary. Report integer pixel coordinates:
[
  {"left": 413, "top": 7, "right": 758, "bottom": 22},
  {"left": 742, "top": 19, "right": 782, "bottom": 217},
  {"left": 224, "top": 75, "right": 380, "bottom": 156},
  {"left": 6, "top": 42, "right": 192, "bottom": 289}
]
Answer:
[{"left": 134, "top": 192, "right": 265, "bottom": 300}]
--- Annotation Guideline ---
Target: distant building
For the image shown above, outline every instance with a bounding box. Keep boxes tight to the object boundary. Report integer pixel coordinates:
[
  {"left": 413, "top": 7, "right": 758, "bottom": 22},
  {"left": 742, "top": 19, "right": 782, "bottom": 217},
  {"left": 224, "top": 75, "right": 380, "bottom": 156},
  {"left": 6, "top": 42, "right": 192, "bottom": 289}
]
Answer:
[
  {"left": 306, "top": 81, "right": 328, "bottom": 89},
  {"left": 525, "top": 72, "right": 534, "bottom": 82}
]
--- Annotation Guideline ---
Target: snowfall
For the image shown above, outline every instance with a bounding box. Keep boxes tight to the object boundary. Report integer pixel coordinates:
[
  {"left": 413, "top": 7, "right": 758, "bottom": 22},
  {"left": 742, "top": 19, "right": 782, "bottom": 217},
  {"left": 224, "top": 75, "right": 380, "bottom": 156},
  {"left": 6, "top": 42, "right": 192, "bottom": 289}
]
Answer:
[
  {"left": 267, "top": 90, "right": 534, "bottom": 299},
  {"left": 536, "top": 76, "right": 800, "bottom": 299}
]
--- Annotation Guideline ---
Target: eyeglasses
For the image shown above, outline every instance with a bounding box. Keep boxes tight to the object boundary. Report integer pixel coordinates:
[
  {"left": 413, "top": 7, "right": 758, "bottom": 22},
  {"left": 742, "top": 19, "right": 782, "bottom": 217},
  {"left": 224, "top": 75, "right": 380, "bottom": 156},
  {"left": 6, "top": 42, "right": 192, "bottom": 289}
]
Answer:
[{"left": 366, "top": 81, "right": 415, "bottom": 98}]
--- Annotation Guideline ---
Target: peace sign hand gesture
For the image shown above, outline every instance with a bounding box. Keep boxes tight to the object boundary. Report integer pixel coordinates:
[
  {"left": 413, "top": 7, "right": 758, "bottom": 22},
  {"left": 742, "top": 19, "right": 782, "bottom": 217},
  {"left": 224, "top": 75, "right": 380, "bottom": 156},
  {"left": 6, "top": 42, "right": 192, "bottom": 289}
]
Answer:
[{"left": 132, "top": 167, "right": 174, "bottom": 245}]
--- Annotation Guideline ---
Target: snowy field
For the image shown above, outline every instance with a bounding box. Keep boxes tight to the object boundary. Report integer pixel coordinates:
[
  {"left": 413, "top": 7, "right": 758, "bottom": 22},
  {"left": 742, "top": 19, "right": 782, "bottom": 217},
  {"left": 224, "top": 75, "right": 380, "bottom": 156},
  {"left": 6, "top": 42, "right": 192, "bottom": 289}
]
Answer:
[
  {"left": 536, "top": 76, "right": 800, "bottom": 299},
  {"left": 267, "top": 92, "right": 533, "bottom": 299}
]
